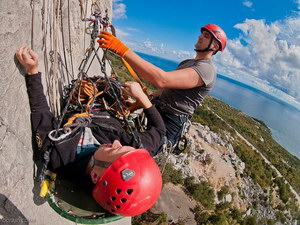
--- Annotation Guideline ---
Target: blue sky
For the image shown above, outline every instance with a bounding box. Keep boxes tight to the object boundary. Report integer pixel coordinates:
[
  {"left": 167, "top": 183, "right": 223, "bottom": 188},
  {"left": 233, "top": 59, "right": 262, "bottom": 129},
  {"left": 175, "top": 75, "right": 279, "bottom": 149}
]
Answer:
[{"left": 111, "top": 0, "right": 300, "bottom": 108}]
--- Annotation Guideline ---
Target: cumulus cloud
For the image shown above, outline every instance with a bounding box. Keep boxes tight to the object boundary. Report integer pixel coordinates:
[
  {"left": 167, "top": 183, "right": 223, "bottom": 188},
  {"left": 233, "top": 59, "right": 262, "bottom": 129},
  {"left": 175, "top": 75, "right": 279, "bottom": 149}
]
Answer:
[
  {"left": 243, "top": 0, "right": 253, "bottom": 8},
  {"left": 214, "top": 17, "right": 300, "bottom": 104},
  {"left": 112, "top": 0, "right": 127, "bottom": 19}
]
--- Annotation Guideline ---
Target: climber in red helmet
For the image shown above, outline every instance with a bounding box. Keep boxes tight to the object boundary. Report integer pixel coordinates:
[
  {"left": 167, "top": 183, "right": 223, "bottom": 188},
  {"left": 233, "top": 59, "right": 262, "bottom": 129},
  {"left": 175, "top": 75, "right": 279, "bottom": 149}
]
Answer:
[
  {"left": 98, "top": 24, "right": 227, "bottom": 152},
  {"left": 16, "top": 46, "right": 164, "bottom": 217}
]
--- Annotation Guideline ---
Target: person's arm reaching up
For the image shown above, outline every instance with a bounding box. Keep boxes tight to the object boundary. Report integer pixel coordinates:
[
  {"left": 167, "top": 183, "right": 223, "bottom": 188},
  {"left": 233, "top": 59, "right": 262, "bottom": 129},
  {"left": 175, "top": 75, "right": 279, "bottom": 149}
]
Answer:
[
  {"left": 16, "top": 46, "right": 56, "bottom": 150},
  {"left": 98, "top": 31, "right": 205, "bottom": 89}
]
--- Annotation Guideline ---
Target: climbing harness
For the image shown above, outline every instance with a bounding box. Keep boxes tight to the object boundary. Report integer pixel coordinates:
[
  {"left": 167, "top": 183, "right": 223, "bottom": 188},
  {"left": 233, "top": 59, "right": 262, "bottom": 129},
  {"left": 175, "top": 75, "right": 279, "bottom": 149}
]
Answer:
[
  {"left": 157, "top": 118, "right": 192, "bottom": 175},
  {"left": 173, "top": 119, "right": 192, "bottom": 155}
]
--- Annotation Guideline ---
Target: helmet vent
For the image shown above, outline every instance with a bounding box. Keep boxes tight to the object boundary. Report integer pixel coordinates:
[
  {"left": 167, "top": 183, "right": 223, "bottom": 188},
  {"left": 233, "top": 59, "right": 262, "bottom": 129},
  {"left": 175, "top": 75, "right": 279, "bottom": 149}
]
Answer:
[
  {"left": 126, "top": 189, "right": 133, "bottom": 195},
  {"left": 115, "top": 205, "right": 121, "bottom": 209},
  {"left": 111, "top": 196, "right": 116, "bottom": 201},
  {"left": 121, "top": 198, "right": 127, "bottom": 203},
  {"left": 106, "top": 202, "right": 110, "bottom": 205},
  {"left": 116, "top": 189, "right": 122, "bottom": 194},
  {"left": 102, "top": 181, "right": 108, "bottom": 186},
  {"left": 111, "top": 209, "right": 115, "bottom": 213}
]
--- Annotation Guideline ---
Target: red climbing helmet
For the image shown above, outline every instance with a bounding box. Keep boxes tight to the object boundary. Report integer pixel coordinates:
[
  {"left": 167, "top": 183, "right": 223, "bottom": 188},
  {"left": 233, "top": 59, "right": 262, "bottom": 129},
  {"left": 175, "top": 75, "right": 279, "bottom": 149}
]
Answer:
[
  {"left": 93, "top": 149, "right": 162, "bottom": 217},
  {"left": 201, "top": 24, "right": 227, "bottom": 51}
]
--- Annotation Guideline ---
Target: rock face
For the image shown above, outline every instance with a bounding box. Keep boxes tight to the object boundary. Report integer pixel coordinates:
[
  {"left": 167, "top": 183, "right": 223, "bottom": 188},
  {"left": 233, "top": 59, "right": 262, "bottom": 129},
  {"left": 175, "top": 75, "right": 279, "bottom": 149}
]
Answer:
[
  {"left": 0, "top": 1, "right": 132, "bottom": 224},
  {"left": 156, "top": 123, "right": 294, "bottom": 224},
  {"left": 153, "top": 183, "right": 198, "bottom": 225}
]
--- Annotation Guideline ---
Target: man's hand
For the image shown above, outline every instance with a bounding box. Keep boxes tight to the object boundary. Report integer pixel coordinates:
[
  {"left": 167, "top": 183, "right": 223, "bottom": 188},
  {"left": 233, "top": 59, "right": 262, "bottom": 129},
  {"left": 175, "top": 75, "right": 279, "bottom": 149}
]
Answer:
[
  {"left": 16, "top": 46, "right": 39, "bottom": 75},
  {"left": 122, "top": 82, "right": 152, "bottom": 109},
  {"left": 97, "top": 30, "right": 130, "bottom": 57},
  {"left": 122, "top": 82, "right": 145, "bottom": 99}
]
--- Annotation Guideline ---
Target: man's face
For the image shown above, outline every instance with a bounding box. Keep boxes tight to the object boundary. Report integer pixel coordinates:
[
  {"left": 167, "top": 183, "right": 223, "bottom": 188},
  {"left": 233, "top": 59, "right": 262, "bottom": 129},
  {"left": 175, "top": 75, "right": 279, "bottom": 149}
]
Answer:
[
  {"left": 89, "top": 140, "right": 136, "bottom": 183},
  {"left": 195, "top": 30, "right": 219, "bottom": 51}
]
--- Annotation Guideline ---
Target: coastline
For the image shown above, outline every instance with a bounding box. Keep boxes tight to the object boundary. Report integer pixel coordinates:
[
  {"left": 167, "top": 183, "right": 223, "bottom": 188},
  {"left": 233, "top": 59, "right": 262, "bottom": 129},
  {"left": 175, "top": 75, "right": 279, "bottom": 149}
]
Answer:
[{"left": 217, "top": 74, "right": 300, "bottom": 113}]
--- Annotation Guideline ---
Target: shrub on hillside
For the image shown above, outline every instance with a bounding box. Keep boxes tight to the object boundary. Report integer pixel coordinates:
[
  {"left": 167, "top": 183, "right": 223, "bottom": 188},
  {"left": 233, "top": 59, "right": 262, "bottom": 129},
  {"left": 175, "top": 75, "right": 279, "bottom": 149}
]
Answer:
[
  {"left": 162, "top": 163, "right": 184, "bottom": 185},
  {"left": 184, "top": 176, "right": 215, "bottom": 210}
]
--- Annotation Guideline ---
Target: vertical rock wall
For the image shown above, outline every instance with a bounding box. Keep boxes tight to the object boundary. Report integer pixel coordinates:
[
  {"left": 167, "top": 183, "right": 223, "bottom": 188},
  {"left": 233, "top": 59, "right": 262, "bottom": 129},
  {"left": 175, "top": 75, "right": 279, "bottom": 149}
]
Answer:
[{"left": 0, "top": 1, "right": 130, "bottom": 224}]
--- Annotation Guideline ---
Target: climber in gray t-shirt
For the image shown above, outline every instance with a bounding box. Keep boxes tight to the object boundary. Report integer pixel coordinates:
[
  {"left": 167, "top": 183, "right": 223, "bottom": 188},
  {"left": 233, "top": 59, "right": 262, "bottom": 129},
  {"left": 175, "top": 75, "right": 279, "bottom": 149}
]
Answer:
[
  {"left": 98, "top": 24, "right": 227, "bottom": 149},
  {"left": 159, "top": 58, "right": 216, "bottom": 116}
]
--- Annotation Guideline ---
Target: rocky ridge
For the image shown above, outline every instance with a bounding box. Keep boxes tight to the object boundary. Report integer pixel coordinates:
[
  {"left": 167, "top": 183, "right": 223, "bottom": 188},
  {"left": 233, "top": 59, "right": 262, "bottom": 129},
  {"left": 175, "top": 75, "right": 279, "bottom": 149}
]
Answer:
[{"left": 154, "top": 122, "right": 298, "bottom": 225}]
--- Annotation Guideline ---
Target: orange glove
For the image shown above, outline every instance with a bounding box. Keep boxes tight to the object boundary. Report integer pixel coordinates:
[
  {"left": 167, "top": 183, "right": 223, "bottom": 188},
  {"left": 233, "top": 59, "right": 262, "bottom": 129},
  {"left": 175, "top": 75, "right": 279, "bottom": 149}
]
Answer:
[{"left": 97, "top": 30, "right": 130, "bottom": 57}]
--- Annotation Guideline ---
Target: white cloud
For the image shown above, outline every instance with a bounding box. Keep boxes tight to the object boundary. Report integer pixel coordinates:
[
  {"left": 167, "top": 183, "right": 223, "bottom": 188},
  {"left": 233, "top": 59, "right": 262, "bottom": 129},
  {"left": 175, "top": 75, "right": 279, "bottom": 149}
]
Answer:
[
  {"left": 296, "top": 0, "right": 300, "bottom": 10},
  {"left": 243, "top": 0, "right": 253, "bottom": 8},
  {"left": 114, "top": 28, "right": 130, "bottom": 37},
  {"left": 123, "top": 36, "right": 194, "bottom": 61},
  {"left": 142, "top": 39, "right": 166, "bottom": 54},
  {"left": 138, "top": 39, "right": 196, "bottom": 61},
  {"left": 171, "top": 50, "right": 195, "bottom": 60},
  {"left": 126, "top": 27, "right": 142, "bottom": 33},
  {"left": 112, "top": 0, "right": 127, "bottom": 19},
  {"left": 214, "top": 17, "right": 300, "bottom": 104}
]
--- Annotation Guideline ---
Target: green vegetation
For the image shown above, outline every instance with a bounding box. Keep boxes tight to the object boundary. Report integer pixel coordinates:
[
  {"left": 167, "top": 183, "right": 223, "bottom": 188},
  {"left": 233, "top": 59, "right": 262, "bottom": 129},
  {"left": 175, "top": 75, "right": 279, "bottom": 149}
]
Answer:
[
  {"left": 217, "top": 185, "right": 230, "bottom": 201},
  {"left": 162, "top": 163, "right": 184, "bottom": 185},
  {"left": 184, "top": 176, "right": 215, "bottom": 210},
  {"left": 197, "top": 96, "right": 300, "bottom": 194},
  {"left": 273, "top": 177, "right": 292, "bottom": 203},
  {"left": 106, "top": 52, "right": 157, "bottom": 93},
  {"left": 191, "top": 96, "right": 300, "bottom": 222},
  {"left": 232, "top": 138, "right": 274, "bottom": 189},
  {"left": 132, "top": 211, "right": 168, "bottom": 225},
  {"left": 193, "top": 204, "right": 246, "bottom": 225}
]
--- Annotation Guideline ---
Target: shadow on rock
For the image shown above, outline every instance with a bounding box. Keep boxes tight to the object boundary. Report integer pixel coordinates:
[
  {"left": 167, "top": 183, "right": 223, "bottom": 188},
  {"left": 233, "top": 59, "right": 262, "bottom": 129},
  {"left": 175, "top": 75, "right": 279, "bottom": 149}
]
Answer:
[
  {"left": 0, "top": 194, "right": 30, "bottom": 225},
  {"left": 14, "top": 55, "right": 27, "bottom": 77}
]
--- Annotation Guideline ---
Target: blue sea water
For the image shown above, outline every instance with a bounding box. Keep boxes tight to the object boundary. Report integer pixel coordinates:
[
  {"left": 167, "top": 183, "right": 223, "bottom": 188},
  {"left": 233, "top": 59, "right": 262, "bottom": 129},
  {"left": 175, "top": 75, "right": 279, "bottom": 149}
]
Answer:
[{"left": 137, "top": 52, "right": 300, "bottom": 159}]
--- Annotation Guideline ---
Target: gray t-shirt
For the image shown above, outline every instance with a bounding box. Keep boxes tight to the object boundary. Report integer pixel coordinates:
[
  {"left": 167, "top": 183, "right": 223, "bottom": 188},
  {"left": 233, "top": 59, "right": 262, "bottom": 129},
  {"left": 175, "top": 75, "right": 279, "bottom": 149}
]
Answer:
[{"left": 158, "top": 58, "right": 216, "bottom": 115}]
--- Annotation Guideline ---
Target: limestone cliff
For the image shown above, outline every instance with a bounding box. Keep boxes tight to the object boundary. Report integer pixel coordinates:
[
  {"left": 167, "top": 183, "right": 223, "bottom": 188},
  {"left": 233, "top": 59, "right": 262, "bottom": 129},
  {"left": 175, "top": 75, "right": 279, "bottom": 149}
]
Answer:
[{"left": 0, "top": 1, "right": 130, "bottom": 224}]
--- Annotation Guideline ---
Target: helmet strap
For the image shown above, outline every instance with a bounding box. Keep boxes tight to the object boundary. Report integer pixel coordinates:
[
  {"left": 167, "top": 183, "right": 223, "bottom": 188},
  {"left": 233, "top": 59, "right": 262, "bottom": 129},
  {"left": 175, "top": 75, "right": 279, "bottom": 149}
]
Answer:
[
  {"left": 194, "top": 36, "right": 214, "bottom": 53},
  {"left": 212, "top": 49, "right": 219, "bottom": 55},
  {"left": 90, "top": 156, "right": 111, "bottom": 169}
]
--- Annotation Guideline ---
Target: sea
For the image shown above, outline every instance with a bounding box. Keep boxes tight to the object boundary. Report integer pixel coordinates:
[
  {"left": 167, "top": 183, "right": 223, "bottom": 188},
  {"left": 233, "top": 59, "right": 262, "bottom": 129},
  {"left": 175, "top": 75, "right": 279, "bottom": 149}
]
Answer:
[{"left": 137, "top": 52, "right": 300, "bottom": 159}]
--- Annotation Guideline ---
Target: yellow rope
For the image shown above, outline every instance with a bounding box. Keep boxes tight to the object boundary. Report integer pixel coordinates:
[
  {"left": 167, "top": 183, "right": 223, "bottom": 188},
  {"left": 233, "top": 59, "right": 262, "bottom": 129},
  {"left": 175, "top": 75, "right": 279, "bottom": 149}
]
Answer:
[
  {"left": 121, "top": 58, "right": 149, "bottom": 97},
  {"left": 63, "top": 112, "right": 90, "bottom": 127}
]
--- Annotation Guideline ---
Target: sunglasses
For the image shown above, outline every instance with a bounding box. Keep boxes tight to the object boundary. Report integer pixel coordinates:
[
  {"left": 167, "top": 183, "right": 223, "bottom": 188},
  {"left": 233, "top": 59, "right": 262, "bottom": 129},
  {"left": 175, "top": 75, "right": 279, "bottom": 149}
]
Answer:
[{"left": 90, "top": 156, "right": 112, "bottom": 169}]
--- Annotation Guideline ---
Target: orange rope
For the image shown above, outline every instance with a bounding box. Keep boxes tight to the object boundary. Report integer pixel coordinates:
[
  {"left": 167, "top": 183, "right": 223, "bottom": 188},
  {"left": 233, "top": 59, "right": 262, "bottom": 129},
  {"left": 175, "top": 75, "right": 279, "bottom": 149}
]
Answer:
[
  {"left": 65, "top": 78, "right": 131, "bottom": 127},
  {"left": 63, "top": 112, "right": 90, "bottom": 127}
]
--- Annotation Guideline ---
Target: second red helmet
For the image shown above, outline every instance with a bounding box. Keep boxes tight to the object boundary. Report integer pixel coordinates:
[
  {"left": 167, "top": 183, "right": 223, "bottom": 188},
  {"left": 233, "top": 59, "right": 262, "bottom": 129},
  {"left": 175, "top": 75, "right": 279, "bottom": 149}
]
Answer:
[
  {"left": 201, "top": 24, "right": 227, "bottom": 51},
  {"left": 93, "top": 149, "right": 162, "bottom": 217}
]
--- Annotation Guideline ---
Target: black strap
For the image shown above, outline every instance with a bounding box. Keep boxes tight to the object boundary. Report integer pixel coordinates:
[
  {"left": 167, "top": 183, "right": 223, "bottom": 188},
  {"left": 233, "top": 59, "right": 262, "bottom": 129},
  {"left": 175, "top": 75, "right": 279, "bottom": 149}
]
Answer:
[
  {"left": 194, "top": 36, "right": 214, "bottom": 53},
  {"left": 92, "top": 157, "right": 112, "bottom": 168}
]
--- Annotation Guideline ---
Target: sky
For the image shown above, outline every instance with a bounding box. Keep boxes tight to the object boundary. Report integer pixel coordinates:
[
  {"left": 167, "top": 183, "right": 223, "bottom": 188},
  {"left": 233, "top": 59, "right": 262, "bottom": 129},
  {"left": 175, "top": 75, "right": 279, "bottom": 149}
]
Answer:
[{"left": 110, "top": 0, "right": 300, "bottom": 109}]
